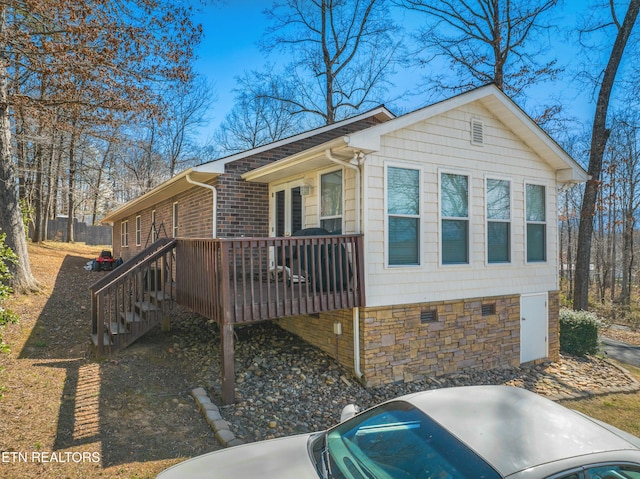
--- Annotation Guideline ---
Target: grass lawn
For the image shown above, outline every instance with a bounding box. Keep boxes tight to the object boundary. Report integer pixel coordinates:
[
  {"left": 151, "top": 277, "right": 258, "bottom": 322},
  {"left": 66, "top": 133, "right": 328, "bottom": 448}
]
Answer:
[{"left": 561, "top": 362, "right": 640, "bottom": 438}]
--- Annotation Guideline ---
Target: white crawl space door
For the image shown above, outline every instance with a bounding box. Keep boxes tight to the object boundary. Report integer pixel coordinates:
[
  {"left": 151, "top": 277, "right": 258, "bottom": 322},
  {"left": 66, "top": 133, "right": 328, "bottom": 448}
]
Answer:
[{"left": 520, "top": 292, "right": 548, "bottom": 363}]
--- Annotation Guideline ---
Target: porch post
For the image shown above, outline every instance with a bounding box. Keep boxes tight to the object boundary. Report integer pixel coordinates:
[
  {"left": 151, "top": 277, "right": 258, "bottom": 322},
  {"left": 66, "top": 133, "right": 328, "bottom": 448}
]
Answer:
[
  {"left": 221, "top": 322, "right": 235, "bottom": 405},
  {"left": 219, "top": 240, "right": 235, "bottom": 405}
]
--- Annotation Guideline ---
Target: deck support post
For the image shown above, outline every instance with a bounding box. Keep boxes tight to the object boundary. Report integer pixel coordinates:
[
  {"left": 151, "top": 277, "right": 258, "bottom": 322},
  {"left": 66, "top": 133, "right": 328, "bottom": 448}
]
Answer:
[{"left": 221, "top": 322, "right": 235, "bottom": 405}]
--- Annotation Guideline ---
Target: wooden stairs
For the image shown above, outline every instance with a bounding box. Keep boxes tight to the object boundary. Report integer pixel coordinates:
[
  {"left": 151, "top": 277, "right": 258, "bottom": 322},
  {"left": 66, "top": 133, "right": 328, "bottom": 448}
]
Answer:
[{"left": 89, "top": 238, "right": 177, "bottom": 355}]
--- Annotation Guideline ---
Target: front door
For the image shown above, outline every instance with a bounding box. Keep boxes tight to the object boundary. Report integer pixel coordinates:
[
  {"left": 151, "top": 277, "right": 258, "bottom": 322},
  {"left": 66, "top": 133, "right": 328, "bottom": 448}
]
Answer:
[
  {"left": 520, "top": 292, "right": 548, "bottom": 363},
  {"left": 272, "top": 181, "right": 303, "bottom": 237}
]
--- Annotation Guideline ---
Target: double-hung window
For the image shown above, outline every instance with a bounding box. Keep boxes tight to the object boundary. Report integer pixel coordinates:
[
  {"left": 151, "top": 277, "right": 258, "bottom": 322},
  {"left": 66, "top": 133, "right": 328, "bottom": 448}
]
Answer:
[
  {"left": 135, "top": 215, "right": 141, "bottom": 246},
  {"left": 441, "top": 173, "right": 469, "bottom": 264},
  {"left": 172, "top": 202, "right": 179, "bottom": 238},
  {"left": 526, "top": 184, "right": 546, "bottom": 262},
  {"left": 486, "top": 179, "right": 511, "bottom": 263},
  {"left": 387, "top": 166, "right": 420, "bottom": 266},
  {"left": 320, "top": 170, "right": 343, "bottom": 234},
  {"left": 121, "top": 220, "right": 129, "bottom": 248}
]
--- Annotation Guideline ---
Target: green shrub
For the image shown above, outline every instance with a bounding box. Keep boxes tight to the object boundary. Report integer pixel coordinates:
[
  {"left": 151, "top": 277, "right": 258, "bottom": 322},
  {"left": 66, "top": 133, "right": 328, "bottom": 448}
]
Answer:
[
  {"left": 559, "top": 308, "right": 603, "bottom": 356},
  {"left": 0, "top": 232, "right": 18, "bottom": 354}
]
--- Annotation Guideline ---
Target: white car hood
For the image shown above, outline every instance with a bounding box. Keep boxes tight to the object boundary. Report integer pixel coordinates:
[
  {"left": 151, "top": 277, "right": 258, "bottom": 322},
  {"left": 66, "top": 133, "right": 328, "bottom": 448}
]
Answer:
[{"left": 157, "top": 433, "right": 319, "bottom": 479}]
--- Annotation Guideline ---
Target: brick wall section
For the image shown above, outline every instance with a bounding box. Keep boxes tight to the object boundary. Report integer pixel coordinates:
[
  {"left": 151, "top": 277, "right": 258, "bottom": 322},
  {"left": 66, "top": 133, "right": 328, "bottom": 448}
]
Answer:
[
  {"left": 216, "top": 116, "right": 385, "bottom": 238},
  {"left": 279, "top": 294, "right": 538, "bottom": 387},
  {"left": 112, "top": 186, "right": 214, "bottom": 260},
  {"left": 112, "top": 115, "right": 386, "bottom": 257}
]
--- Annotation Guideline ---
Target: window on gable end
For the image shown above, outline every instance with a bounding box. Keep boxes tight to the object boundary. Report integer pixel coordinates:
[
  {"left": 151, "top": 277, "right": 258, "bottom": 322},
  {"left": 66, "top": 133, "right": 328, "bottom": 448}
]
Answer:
[
  {"left": 526, "top": 184, "right": 546, "bottom": 262},
  {"left": 486, "top": 178, "right": 511, "bottom": 263},
  {"left": 387, "top": 166, "right": 420, "bottom": 266},
  {"left": 441, "top": 172, "right": 469, "bottom": 265}
]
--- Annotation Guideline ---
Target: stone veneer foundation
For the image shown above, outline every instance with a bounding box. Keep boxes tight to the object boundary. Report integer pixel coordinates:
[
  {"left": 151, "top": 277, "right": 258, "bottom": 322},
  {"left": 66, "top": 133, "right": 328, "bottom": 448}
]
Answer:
[{"left": 278, "top": 292, "right": 560, "bottom": 388}]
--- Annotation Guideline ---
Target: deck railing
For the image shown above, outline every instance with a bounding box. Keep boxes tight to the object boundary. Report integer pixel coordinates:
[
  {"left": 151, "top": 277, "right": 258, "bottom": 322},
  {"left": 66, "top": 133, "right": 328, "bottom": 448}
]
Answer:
[
  {"left": 90, "top": 238, "right": 177, "bottom": 354},
  {"left": 176, "top": 234, "right": 365, "bottom": 325}
]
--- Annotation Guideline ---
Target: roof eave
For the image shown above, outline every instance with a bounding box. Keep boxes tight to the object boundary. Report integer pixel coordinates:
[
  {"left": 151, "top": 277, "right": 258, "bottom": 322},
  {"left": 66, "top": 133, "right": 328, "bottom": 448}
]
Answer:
[
  {"left": 100, "top": 167, "right": 222, "bottom": 224},
  {"left": 242, "top": 137, "right": 352, "bottom": 183}
]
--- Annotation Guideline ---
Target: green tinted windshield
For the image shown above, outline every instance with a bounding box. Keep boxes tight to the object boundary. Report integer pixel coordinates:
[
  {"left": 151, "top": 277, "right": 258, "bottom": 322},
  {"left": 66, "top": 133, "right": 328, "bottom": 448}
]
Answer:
[{"left": 326, "top": 400, "right": 500, "bottom": 479}]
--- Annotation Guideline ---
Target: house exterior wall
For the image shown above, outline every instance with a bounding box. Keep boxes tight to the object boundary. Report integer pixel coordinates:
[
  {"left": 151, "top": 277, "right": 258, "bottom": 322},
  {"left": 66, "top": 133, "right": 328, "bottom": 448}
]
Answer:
[
  {"left": 276, "top": 100, "right": 565, "bottom": 385},
  {"left": 362, "top": 101, "right": 560, "bottom": 308},
  {"left": 278, "top": 290, "right": 560, "bottom": 387}
]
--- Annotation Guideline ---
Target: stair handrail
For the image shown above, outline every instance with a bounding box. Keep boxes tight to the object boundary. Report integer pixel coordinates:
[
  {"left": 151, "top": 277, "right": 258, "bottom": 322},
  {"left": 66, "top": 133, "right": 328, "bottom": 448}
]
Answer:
[{"left": 89, "top": 238, "right": 176, "bottom": 295}]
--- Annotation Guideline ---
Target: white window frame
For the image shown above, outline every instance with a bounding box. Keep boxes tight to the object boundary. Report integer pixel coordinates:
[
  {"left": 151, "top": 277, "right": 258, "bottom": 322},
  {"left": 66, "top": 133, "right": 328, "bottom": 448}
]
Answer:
[
  {"left": 121, "top": 220, "right": 129, "bottom": 248},
  {"left": 385, "top": 163, "right": 422, "bottom": 267},
  {"left": 525, "top": 182, "right": 547, "bottom": 263},
  {"left": 172, "top": 202, "right": 179, "bottom": 238},
  {"left": 135, "top": 215, "right": 141, "bottom": 246},
  {"left": 485, "top": 177, "right": 512, "bottom": 264},
  {"left": 318, "top": 168, "right": 344, "bottom": 234},
  {"left": 439, "top": 170, "right": 470, "bottom": 266}
]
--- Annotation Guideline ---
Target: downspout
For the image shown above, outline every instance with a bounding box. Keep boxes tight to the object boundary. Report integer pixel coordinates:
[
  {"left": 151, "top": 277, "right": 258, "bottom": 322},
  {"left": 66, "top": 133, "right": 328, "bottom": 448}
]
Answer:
[
  {"left": 186, "top": 173, "right": 217, "bottom": 238},
  {"left": 325, "top": 148, "right": 364, "bottom": 379}
]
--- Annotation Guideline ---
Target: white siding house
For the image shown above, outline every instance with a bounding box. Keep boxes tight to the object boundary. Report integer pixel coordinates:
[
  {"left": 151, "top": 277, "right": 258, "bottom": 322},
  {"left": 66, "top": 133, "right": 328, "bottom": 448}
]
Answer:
[{"left": 244, "top": 84, "right": 586, "bottom": 385}]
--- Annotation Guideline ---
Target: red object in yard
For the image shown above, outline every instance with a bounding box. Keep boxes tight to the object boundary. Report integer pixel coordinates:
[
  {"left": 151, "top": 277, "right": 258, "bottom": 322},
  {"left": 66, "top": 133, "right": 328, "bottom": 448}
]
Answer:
[{"left": 93, "top": 250, "right": 116, "bottom": 271}]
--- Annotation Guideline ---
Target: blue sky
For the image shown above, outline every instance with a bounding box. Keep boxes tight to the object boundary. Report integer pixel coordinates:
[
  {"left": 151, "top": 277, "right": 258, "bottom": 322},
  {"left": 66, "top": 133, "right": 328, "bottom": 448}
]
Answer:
[{"left": 191, "top": 1, "right": 615, "bottom": 145}]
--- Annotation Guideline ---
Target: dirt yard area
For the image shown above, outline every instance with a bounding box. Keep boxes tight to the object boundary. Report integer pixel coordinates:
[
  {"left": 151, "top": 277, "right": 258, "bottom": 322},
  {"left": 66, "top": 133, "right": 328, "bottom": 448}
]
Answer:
[{"left": 0, "top": 242, "right": 220, "bottom": 479}]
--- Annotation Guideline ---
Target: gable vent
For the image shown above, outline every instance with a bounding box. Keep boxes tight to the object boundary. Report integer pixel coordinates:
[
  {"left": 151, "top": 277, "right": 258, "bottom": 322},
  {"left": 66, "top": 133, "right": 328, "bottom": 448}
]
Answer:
[{"left": 471, "top": 119, "right": 484, "bottom": 145}]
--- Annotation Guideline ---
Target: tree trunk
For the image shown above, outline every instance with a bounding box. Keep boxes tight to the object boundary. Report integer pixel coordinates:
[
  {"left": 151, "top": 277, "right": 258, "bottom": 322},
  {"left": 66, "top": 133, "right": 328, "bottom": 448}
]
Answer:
[
  {"left": 0, "top": 61, "right": 37, "bottom": 291},
  {"left": 566, "top": 192, "right": 574, "bottom": 295},
  {"left": 66, "top": 125, "right": 78, "bottom": 243},
  {"left": 573, "top": 0, "right": 640, "bottom": 310},
  {"left": 32, "top": 144, "right": 44, "bottom": 242}
]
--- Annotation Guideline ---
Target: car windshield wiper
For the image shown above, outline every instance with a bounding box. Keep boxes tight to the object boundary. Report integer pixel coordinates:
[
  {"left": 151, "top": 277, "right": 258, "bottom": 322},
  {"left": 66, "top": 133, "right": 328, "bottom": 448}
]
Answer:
[{"left": 321, "top": 433, "right": 335, "bottom": 479}]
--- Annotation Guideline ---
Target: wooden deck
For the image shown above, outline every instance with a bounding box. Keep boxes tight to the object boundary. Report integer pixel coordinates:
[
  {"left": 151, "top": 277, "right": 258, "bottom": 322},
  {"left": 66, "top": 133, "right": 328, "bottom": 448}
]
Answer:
[{"left": 91, "top": 234, "right": 365, "bottom": 404}]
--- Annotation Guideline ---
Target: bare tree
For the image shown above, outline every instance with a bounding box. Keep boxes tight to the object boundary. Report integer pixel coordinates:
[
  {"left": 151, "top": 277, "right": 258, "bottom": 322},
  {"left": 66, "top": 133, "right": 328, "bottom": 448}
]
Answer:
[
  {"left": 214, "top": 70, "right": 299, "bottom": 154},
  {"left": 0, "top": 0, "right": 201, "bottom": 290},
  {"left": 260, "top": 0, "right": 401, "bottom": 125},
  {"left": 400, "top": 0, "right": 560, "bottom": 98},
  {"left": 573, "top": 0, "right": 640, "bottom": 310},
  {"left": 608, "top": 113, "right": 640, "bottom": 306},
  {"left": 160, "top": 76, "right": 216, "bottom": 177}
]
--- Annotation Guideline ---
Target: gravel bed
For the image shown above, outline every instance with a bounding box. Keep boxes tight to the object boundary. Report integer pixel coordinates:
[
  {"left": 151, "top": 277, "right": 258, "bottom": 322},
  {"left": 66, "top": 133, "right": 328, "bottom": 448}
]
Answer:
[{"left": 169, "top": 310, "right": 639, "bottom": 444}]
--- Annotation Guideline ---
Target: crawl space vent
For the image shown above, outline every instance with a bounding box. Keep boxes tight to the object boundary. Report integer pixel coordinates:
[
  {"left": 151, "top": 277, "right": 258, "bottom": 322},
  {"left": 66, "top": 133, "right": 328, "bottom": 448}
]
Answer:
[
  {"left": 471, "top": 119, "right": 484, "bottom": 145},
  {"left": 481, "top": 303, "right": 496, "bottom": 316},
  {"left": 420, "top": 310, "right": 437, "bottom": 323}
]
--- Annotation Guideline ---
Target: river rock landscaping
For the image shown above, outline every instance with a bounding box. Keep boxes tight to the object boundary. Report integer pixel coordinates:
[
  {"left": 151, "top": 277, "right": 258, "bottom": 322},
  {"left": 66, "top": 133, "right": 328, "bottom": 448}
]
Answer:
[{"left": 169, "top": 313, "right": 640, "bottom": 445}]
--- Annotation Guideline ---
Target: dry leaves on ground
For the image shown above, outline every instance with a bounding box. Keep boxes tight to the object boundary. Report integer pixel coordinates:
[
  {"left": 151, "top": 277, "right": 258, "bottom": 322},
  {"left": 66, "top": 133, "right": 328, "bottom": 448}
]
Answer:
[{"left": 0, "top": 242, "right": 218, "bottom": 479}]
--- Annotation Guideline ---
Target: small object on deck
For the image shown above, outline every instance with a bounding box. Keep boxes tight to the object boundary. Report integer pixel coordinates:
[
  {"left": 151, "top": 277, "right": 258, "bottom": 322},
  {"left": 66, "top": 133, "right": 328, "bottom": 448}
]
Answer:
[{"left": 269, "top": 265, "right": 306, "bottom": 284}]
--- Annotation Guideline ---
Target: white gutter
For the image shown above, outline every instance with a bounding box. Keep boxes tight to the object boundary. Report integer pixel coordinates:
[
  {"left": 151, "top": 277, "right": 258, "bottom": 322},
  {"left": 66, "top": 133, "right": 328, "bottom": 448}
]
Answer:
[
  {"left": 325, "top": 148, "right": 364, "bottom": 378},
  {"left": 185, "top": 174, "right": 217, "bottom": 238}
]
